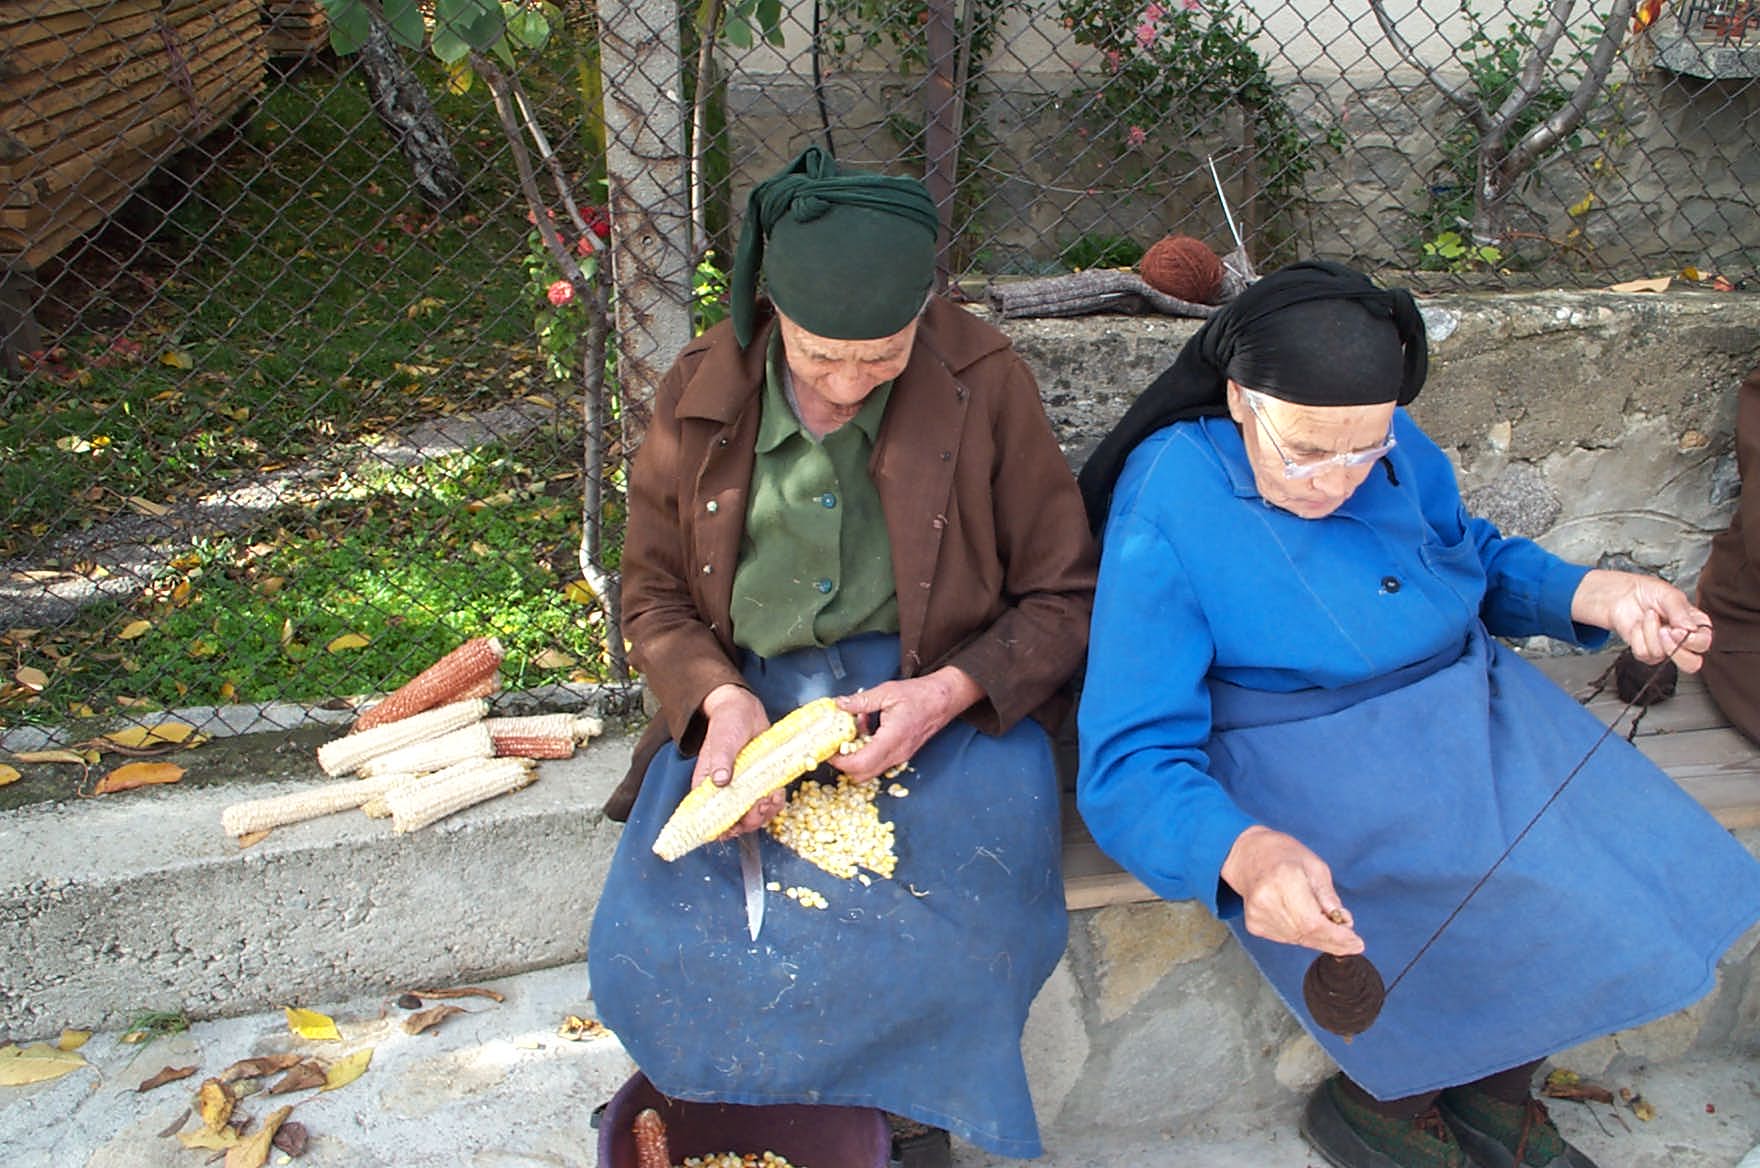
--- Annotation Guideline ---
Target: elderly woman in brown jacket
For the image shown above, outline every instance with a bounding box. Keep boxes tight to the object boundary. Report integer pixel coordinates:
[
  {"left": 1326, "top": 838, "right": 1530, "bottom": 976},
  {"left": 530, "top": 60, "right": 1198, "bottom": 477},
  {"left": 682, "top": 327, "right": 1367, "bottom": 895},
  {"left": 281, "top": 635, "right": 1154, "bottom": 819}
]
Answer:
[
  {"left": 587, "top": 147, "right": 1097, "bottom": 1163},
  {"left": 1700, "top": 360, "right": 1760, "bottom": 745}
]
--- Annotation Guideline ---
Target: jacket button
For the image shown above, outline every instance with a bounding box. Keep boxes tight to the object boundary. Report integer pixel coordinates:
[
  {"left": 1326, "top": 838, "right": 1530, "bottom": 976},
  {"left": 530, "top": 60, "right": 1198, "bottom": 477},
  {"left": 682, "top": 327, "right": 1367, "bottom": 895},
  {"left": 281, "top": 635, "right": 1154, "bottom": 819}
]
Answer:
[
  {"left": 1381, "top": 575, "right": 1400, "bottom": 593},
  {"left": 820, "top": 493, "right": 837, "bottom": 508},
  {"left": 706, "top": 500, "right": 718, "bottom": 513},
  {"left": 815, "top": 578, "right": 833, "bottom": 594},
  {"left": 702, "top": 564, "right": 713, "bottom": 575}
]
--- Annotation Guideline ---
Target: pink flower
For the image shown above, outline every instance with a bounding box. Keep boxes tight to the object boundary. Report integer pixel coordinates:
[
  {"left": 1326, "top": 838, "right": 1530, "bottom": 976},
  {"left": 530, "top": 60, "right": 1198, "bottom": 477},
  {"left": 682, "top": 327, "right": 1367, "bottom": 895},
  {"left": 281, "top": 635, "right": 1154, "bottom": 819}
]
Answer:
[
  {"left": 575, "top": 235, "right": 595, "bottom": 256},
  {"left": 590, "top": 217, "right": 611, "bottom": 240},
  {"left": 1105, "top": 48, "right": 1123, "bottom": 71},
  {"left": 1126, "top": 125, "right": 1148, "bottom": 148},
  {"left": 1182, "top": 0, "right": 1201, "bottom": 10},
  {"left": 1134, "top": 19, "right": 1156, "bottom": 47},
  {"left": 1140, "top": 2, "right": 1166, "bottom": 20},
  {"left": 547, "top": 280, "right": 575, "bottom": 307}
]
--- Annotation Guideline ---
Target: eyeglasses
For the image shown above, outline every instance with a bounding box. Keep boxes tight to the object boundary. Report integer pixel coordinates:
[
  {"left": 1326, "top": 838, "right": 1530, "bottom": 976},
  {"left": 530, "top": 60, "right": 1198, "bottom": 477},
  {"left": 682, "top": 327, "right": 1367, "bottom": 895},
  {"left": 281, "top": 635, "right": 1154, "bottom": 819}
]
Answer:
[{"left": 1240, "top": 388, "right": 1397, "bottom": 480}]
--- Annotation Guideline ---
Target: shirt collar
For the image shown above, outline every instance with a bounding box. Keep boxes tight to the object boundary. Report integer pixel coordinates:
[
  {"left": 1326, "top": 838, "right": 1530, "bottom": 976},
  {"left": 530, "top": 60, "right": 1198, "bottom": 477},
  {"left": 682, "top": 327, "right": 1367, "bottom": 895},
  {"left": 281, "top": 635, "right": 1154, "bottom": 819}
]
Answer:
[
  {"left": 1198, "top": 414, "right": 1262, "bottom": 499},
  {"left": 757, "top": 328, "right": 894, "bottom": 452}
]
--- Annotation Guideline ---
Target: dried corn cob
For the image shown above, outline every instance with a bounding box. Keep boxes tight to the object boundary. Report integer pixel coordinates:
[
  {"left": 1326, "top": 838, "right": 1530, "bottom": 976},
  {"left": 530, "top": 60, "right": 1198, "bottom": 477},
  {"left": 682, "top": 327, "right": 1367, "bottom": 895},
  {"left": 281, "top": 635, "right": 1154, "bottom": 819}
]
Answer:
[
  {"left": 316, "top": 698, "right": 488, "bottom": 777},
  {"left": 633, "top": 1108, "right": 671, "bottom": 1168},
  {"left": 220, "top": 772, "right": 416, "bottom": 837},
  {"left": 486, "top": 713, "right": 605, "bottom": 759},
  {"left": 360, "top": 769, "right": 440, "bottom": 818},
  {"left": 385, "top": 757, "right": 535, "bottom": 833},
  {"left": 353, "top": 637, "right": 505, "bottom": 732},
  {"left": 652, "top": 697, "right": 857, "bottom": 862},
  {"left": 356, "top": 722, "right": 494, "bottom": 779}
]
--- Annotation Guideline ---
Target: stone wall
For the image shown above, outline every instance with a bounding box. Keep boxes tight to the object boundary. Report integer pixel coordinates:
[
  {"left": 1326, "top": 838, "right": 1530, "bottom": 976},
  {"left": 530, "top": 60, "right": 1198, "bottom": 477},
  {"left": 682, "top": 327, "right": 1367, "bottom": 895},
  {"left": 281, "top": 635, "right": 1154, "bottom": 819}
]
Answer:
[{"left": 998, "top": 288, "right": 1760, "bottom": 594}]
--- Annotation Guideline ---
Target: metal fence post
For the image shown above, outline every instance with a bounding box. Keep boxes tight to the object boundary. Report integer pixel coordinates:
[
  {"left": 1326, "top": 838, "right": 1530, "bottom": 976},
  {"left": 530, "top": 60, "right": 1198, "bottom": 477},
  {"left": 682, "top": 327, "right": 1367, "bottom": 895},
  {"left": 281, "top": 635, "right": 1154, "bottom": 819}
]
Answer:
[{"left": 597, "top": 0, "right": 694, "bottom": 444}]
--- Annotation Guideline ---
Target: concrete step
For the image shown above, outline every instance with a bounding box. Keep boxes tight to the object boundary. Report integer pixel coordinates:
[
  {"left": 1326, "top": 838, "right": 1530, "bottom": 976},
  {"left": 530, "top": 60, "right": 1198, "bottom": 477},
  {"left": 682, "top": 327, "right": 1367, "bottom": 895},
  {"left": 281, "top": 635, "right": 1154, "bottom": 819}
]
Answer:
[{"left": 2, "top": 964, "right": 1756, "bottom": 1168}]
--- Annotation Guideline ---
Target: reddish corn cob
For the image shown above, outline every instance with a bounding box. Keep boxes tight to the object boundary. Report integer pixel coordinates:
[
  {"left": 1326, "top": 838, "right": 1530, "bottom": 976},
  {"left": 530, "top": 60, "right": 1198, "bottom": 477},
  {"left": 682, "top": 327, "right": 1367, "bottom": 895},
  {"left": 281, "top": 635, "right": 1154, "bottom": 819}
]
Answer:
[
  {"left": 353, "top": 637, "right": 505, "bottom": 732},
  {"left": 632, "top": 1108, "right": 672, "bottom": 1168},
  {"left": 486, "top": 713, "right": 605, "bottom": 759}
]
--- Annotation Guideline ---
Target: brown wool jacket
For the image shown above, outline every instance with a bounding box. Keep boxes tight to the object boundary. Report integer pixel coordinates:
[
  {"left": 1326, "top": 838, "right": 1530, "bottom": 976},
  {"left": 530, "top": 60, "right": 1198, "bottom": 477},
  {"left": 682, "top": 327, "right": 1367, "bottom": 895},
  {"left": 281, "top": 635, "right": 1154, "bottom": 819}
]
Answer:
[
  {"left": 1698, "top": 361, "right": 1760, "bottom": 743},
  {"left": 603, "top": 297, "right": 1099, "bottom": 819}
]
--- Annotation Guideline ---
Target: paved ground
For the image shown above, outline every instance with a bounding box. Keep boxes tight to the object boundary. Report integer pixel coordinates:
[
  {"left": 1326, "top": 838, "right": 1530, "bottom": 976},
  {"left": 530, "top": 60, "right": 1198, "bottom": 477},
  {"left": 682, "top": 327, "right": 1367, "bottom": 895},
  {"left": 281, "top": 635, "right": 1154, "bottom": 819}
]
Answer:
[{"left": 4, "top": 963, "right": 1757, "bottom": 1168}]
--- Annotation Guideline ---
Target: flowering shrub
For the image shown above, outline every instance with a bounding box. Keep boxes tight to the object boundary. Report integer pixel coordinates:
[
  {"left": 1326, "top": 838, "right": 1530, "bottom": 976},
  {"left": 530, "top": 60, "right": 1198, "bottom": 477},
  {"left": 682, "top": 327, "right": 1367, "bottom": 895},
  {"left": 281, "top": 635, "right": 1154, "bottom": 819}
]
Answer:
[
  {"left": 523, "top": 204, "right": 609, "bottom": 382},
  {"left": 1058, "top": 0, "right": 1322, "bottom": 202}
]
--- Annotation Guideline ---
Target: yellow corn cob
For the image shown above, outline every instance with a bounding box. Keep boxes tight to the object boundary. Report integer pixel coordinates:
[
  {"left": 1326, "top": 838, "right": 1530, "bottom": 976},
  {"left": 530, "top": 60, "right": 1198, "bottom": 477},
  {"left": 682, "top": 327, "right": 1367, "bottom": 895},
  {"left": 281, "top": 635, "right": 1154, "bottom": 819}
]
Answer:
[
  {"left": 356, "top": 722, "right": 495, "bottom": 779},
  {"left": 487, "top": 713, "right": 605, "bottom": 759},
  {"left": 315, "top": 697, "right": 488, "bottom": 777},
  {"left": 220, "top": 772, "right": 415, "bottom": 837},
  {"left": 651, "top": 697, "right": 858, "bottom": 862},
  {"left": 385, "top": 757, "right": 535, "bottom": 833},
  {"left": 353, "top": 637, "right": 505, "bottom": 732}
]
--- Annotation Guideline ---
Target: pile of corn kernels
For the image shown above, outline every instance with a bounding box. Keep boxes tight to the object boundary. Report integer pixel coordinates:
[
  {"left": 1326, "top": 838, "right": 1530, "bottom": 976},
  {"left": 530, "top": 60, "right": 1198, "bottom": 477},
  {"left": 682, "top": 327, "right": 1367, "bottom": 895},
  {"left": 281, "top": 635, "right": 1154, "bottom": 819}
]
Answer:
[
  {"left": 766, "top": 776, "right": 899, "bottom": 881},
  {"left": 678, "top": 1153, "right": 799, "bottom": 1167}
]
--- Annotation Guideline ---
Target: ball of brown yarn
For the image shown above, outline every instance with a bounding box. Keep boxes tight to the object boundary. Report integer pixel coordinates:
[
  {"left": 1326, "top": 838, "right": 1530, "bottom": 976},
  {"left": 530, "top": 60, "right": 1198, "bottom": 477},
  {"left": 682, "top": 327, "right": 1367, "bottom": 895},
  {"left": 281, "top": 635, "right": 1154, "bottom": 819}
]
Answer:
[
  {"left": 1139, "top": 235, "right": 1223, "bottom": 304},
  {"left": 1613, "top": 646, "right": 1678, "bottom": 706},
  {"left": 1303, "top": 953, "right": 1387, "bottom": 1039}
]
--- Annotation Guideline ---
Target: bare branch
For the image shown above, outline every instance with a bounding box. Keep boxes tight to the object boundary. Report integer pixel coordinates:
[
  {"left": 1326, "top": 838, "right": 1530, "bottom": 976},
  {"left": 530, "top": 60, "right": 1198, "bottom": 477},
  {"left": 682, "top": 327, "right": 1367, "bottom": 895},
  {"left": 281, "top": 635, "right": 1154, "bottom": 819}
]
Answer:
[
  {"left": 1506, "top": 0, "right": 1637, "bottom": 176},
  {"left": 1490, "top": 0, "right": 1574, "bottom": 135},
  {"left": 690, "top": 0, "right": 725, "bottom": 260},
  {"left": 1366, "top": 0, "right": 1489, "bottom": 130}
]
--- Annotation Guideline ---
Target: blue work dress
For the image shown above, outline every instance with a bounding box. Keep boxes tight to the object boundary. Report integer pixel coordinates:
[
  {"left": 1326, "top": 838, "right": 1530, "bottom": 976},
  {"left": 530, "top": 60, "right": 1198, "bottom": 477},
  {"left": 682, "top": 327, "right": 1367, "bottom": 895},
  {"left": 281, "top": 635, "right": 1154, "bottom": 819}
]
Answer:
[
  {"left": 588, "top": 633, "right": 1067, "bottom": 1158},
  {"left": 1078, "top": 413, "right": 1760, "bottom": 1099}
]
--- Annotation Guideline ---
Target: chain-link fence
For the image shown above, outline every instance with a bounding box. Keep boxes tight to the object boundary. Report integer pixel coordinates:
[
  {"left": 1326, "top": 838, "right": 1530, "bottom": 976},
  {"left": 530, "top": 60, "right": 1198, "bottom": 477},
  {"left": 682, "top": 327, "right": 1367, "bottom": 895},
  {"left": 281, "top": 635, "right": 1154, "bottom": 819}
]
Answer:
[{"left": 1, "top": 0, "right": 1755, "bottom": 742}]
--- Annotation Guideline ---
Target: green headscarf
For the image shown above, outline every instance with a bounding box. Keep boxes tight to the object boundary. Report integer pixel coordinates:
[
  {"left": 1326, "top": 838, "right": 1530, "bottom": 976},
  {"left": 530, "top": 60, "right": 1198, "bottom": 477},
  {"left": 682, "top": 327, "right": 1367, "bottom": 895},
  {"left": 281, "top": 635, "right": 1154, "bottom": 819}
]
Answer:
[{"left": 731, "top": 145, "right": 941, "bottom": 349}]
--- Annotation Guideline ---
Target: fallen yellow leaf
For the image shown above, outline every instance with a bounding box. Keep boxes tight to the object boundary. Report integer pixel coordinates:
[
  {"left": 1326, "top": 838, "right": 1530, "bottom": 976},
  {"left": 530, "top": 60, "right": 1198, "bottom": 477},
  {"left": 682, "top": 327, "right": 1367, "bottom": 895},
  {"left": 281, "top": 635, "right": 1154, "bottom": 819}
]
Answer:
[
  {"left": 125, "top": 495, "right": 170, "bottom": 517},
  {"left": 0, "top": 1043, "right": 88, "bottom": 1085},
  {"left": 160, "top": 349, "right": 193, "bottom": 370},
  {"left": 55, "top": 1030, "right": 90, "bottom": 1051},
  {"left": 14, "top": 666, "right": 47, "bottom": 693},
  {"left": 178, "top": 1126, "right": 240, "bottom": 1150},
  {"left": 117, "top": 620, "right": 152, "bottom": 641},
  {"left": 284, "top": 1007, "right": 341, "bottom": 1041},
  {"left": 12, "top": 749, "right": 95, "bottom": 766},
  {"left": 326, "top": 633, "right": 371, "bottom": 653},
  {"left": 93, "top": 761, "right": 186, "bottom": 794},
  {"left": 321, "top": 1047, "right": 373, "bottom": 1091},
  {"left": 0, "top": 766, "right": 17, "bottom": 787},
  {"left": 1608, "top": 276, "right": 1671, "bottom": 293},
  {"left": 225, "top": 1104, "right": 292, "bottom": 1168},
  {"left": 103, "top": 722, "right": 202, "bottom": 749},
  {"left": 564, "top": 581, "right": 596, "bottom": 605},
  {"left": 1567, "top": 193, "right": 1594, "bottom": 217},
  {"left": 533, "top": 648, "right": 576, "bottom": 670},
  {"left": 197, "top": 1077, "right": 236, "bottom": 1130}
]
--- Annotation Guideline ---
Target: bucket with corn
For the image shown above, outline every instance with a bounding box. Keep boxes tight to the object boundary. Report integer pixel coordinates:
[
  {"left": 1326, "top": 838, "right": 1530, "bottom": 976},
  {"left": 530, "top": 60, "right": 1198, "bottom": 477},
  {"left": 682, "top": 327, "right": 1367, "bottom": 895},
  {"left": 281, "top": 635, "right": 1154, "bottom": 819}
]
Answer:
[{"left": 595, "top": 1071, "right": 891, "bottom": 1168}]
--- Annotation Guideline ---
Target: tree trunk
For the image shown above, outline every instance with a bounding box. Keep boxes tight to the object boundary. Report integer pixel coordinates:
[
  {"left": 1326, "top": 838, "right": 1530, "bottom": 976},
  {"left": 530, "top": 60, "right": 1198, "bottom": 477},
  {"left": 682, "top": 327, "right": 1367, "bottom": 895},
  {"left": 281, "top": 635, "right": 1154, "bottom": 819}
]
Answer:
[{"left": 356, "top": 12, "right": 464, "bottom": 211}]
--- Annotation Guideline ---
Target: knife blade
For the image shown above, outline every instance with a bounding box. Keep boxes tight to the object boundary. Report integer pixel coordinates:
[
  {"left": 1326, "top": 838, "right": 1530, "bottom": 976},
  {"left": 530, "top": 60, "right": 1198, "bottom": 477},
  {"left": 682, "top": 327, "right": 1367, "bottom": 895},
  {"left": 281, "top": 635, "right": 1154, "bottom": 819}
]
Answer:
[{"left": 738, "top": 831, "right": 765, "bottom": 941}]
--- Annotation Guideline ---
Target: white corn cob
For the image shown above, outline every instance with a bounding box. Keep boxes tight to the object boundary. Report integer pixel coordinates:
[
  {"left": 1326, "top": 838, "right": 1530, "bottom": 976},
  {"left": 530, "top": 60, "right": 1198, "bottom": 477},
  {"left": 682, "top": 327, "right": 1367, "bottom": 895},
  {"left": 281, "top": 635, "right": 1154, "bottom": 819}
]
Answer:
[
  {"left": 316, "top": 697, "right": 488, "bottom": 777},
  {"left": 221, "top": 771, "right": 416, "bottom": 837},
  {"left": 385, "top": 757, "right": 536, "bottom": 833},
  {"left": 361, "top": 769, "right": 440, "bottom": 818},
  {"left": 486, "top": 713, "right": 605, "bottom": 759},
  {"left": 353, "top": 636, "right": 505, "bottom": 731},
  {"left": 652, "top": 697, "right": 857, "bottom": 862},
  {"left": 356, "top": 722, "right": 495, "bottom": 779}
]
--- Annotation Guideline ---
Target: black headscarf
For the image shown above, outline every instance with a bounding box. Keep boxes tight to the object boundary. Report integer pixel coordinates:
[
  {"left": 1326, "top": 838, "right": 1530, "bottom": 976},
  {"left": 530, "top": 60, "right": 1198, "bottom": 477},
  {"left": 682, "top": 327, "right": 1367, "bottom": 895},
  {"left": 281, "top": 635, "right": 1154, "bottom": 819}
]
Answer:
[{"left": 1076, "top": 260, "right": 1429, "bottom": 529}]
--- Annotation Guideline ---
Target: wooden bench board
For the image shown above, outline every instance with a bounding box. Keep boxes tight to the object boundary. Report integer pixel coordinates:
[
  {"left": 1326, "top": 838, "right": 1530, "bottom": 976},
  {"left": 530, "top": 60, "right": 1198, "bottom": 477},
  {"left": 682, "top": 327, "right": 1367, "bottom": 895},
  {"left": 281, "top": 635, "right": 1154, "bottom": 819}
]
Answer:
[{"left": 1061, "top": 648, "right": 1760, "bottom": 910}]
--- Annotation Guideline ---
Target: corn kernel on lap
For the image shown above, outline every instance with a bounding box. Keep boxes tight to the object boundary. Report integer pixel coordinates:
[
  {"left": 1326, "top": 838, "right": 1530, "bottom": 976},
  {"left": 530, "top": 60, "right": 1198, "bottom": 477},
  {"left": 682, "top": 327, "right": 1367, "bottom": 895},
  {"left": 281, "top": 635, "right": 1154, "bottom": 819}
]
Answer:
[{"left": 587, "top": 635, "right": 1065, "bottom": 1160}]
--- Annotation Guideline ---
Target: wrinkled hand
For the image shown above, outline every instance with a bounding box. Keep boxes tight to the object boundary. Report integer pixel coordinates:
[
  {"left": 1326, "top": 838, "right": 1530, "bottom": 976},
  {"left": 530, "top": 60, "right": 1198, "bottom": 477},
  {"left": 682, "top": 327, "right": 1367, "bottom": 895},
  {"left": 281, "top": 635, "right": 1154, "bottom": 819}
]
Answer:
[
  {"left": 694, "top": 683, "right": 783, "bottom": 836},
  {"left": 831, "top": 666, "right": 983, "bottom": 784},
  {"left": 1570, "top": 569, "right": 1714, "bottom": 672},
  {"left": 1219, "top": 825, "right": 1364, "bottom": 956}
]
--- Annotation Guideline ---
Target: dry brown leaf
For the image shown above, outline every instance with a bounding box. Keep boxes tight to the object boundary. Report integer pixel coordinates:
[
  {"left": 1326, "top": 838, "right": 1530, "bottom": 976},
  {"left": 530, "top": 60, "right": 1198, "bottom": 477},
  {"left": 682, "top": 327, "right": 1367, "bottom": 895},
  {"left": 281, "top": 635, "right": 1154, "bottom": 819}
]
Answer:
[
  {"left": 272, "top": 1120, "right": 309, "bottom": 1157},
  {"left": 407, "top": 985, "right": 505, "bottom": 1003},
  {"left": 14, "top": 666, "right": 47, "bottom": 693},
  {"left": 224, "top": 1104, "right": 291, "bottom": 1168},
  {"left": 217, "top": 1054, "right": 301, "bottom": 1084},
  {"left": 321, "top": 1047, "right": 373, "bottom": 1091},
  {"left": 0, "top": 1043, "right": 87, "bottom": 1085},
  {"left": 0, "top": 765, "right": 17, "bottom": 788},
  {"left": 12, "top": 749, "right": 94, "bottom": 766},
  {"left": 1541, "top": 1068, "right": 1614, "bottom": 1104},
  {"left": 557, "top": 1015, "right": 610, "bottom": 1041},
  {"left": 403, "top": 1004, "right": 465, "bottom": 1035},
  {"left": 196, "top": 1078, "right": 237, "bottom": 1130},
  {"left": 1608, "top": 276, "right": 1671, "bottom": 293},
  {"left": 136, "top": 1064, "right": 197, "bottom": 1092},
  {"left": 156, "top": 1109, "right": 191, "bottom": 1138},
  {"left": 266, "top": 1060, "right": 327, "bottom": 1094},
  {"left": 93, "top": 761, "right": 185, "bottom": 794},
  {"left": 126, "top": 495, "right": 171, "bottom": 516},
  {"left": 177, "top": 1125, "right": 240, "bottom": 1150}
]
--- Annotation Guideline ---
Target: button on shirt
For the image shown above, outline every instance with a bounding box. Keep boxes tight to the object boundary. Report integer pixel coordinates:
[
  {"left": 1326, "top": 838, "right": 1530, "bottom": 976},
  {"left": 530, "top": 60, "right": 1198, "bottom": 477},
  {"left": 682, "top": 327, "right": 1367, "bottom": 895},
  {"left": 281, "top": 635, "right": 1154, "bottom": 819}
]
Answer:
[{"left": 728, "top": 332, "right": 901, "bottom": 657}]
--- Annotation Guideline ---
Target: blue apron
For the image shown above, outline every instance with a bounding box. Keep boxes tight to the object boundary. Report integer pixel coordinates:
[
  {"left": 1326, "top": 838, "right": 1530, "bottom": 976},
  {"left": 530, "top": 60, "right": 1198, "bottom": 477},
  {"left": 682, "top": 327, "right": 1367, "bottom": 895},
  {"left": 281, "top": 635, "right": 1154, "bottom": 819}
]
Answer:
[
  {"left": 587, "top": 633, "right": 1066, "bottom": 1158},
  {"left": 1207, "top": 623, "right": 1760, "bottom": 1100}
]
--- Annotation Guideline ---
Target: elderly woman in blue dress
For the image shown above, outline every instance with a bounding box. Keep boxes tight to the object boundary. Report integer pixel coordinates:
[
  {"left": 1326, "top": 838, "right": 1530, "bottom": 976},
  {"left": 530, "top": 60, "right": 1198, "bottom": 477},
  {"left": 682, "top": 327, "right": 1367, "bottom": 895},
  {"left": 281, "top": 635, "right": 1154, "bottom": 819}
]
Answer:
[{"left": 1076, "top": 261, "right": 1760, "bottom": 1168}]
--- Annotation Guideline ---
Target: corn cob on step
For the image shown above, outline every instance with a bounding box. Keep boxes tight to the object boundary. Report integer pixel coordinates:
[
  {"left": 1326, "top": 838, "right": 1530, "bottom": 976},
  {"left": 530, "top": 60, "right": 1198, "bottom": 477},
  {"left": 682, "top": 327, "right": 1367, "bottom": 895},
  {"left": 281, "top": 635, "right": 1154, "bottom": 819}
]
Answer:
[
  {"left": 651, "top": 697, "right": 858, "bottom": 862},
  {"left": 356, "top": 722, "right": 494, "bottom": 778},
  {"left": 315, "top": 697, "right": 488, "bottom": 777},
  {"left": 353, "top": 636, "right": 505, "bottom": 731},
  {"left": 220, "top": 771, "right": 418, "bottom": 837},
  {"left": 385, "top": 756, "right": 535, "bottom": 833}
]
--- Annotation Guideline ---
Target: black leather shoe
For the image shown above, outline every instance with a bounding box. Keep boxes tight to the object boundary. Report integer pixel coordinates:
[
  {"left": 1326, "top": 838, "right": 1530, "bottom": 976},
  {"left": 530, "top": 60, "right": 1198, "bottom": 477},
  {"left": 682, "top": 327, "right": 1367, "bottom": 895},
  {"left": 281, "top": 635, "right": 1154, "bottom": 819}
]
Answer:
[{"left": 887, "top": 1115, "right": 951, "bottom": 1168}]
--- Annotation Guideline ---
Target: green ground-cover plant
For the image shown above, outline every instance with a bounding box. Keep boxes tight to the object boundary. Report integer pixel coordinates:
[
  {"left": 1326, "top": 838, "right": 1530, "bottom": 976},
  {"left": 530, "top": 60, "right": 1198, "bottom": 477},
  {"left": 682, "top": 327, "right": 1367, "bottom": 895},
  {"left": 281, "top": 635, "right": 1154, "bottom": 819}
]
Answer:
[
  {"left": 5, "top": 441, "right": 609, "bottom": 723},
  {"left": 1, "top": 71, "right": 537, "bottom": 561}
]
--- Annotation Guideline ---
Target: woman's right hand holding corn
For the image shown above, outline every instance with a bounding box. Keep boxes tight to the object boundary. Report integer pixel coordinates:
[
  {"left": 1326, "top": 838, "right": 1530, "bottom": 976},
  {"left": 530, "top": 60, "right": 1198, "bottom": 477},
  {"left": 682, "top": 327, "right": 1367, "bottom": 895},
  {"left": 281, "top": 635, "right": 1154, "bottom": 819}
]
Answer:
[{"left": 697, "top": 683, "right": 781, "bottom": 835}]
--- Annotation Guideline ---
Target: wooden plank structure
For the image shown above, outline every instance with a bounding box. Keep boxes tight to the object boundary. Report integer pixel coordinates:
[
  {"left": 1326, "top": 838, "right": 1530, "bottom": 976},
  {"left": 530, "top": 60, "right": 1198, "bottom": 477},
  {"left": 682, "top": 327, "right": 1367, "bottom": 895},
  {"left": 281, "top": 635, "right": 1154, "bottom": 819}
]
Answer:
[
  {"left": 1062, "top": 647, "right": 1760, "bottom": 910},
  {"left": 0, "top": 0, "right": 269, "bottom": 271},
  {"left": 263, "top": 0, "right": 326, "bottom": 57}
]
